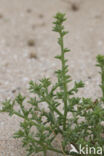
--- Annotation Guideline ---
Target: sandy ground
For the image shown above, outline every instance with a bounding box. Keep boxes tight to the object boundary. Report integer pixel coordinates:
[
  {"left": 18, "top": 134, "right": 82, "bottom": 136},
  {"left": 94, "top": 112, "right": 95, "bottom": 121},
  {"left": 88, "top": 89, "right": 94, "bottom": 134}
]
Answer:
[{"left": 0, "top": 0, "right": 104, "bottom": 155}]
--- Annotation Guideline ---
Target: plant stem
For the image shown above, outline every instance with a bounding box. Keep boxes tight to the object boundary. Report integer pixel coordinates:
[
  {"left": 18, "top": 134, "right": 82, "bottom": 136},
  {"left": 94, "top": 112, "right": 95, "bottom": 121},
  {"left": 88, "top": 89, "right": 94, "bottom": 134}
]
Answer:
[
  {"left": 101, "top": 66, "right": 104, "bottom": 98},
  {"left": 45, "top": 97, "right": 64, "bottom": 117},
  {"left": 44, "top": 150, "right": 47, "bottom": 156},
  {"left": 60, "top": 33, "right": 68, "bottom": 131}
]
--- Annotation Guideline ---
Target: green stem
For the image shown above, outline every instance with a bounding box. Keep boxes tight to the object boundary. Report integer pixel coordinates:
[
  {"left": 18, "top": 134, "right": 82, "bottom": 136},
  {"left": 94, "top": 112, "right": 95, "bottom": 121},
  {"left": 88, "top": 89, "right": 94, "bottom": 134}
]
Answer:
[
  {"left": 45, "top": 97, "right": 63, "bottom": 117},
  {"left": 44, "top": 150, "right": 47, "bottom": 156},
  {"left": 60, "top": 33, "right": 68, "bottom": 131},
  {"left": 101, "top": 67, "right": 104, "bottom": 98}
]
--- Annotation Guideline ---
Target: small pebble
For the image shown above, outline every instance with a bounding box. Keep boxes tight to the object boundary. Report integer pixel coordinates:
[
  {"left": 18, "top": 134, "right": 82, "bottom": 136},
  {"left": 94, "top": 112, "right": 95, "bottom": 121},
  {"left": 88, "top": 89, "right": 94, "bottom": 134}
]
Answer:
[
  {"left": 71, "top": 3, "right": 79, "bottom": 11},
  {"left": 27, "top": 39, "right": 35, "bottom": 47},
  {"left": 0, "top": 13, "right": 3, "bottom": 18},
  {"left": 29, "top": 52, "right": 37, "bottom": 59},
  {"left": 38, "top": 14, "right": 44, "bottom": 18},
  {"left": 88, "top": 76, "right": 91, "bottom": 79},
  {"left": 12, "top": 89, "right": 16, "bottom": 93},
  {"left": 12, "top": 87, "right": 21, "bottom": 93},
  {"left": 26, "top": 9, "right": 32, "bottom": 13}
]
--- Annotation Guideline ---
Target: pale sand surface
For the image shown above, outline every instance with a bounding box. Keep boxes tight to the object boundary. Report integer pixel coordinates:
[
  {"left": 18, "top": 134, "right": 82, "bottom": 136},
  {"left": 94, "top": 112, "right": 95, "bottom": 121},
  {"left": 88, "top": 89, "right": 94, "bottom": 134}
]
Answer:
[{"left": 0, "top": 0, "right": 104, "bottom": 155}]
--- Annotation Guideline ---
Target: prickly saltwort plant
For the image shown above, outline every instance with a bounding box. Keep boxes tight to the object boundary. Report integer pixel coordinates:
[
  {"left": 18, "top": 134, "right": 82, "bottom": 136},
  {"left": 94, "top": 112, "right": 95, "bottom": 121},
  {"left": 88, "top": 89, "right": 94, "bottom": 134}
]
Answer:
[{"left": 1, "top": 13, "right": 104, "bottom": 156}]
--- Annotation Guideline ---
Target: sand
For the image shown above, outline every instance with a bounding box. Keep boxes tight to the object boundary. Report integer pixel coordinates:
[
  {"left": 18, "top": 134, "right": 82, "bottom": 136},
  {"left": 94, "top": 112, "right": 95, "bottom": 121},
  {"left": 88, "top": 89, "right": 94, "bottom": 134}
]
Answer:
[{"left": 0, "top": 0, "right": 104, "bottom": 155}]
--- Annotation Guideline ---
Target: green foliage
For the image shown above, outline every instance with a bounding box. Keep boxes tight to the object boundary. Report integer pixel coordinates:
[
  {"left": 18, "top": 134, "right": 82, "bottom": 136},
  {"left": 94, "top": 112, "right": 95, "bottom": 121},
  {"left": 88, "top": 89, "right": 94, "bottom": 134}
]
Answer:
[
  {"left": 0, "top": 13, "right": 104, "bottom": 156},
  {"left": 96, "top": 55, "right": 104, "bottom": 100}
]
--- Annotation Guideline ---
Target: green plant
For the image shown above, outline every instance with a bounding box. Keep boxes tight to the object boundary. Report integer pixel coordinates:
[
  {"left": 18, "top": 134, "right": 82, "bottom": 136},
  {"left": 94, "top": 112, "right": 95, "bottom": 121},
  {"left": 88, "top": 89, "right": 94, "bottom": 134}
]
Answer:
[{"left": 1, "top": 13, "right": 104, "bottom": 156}]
